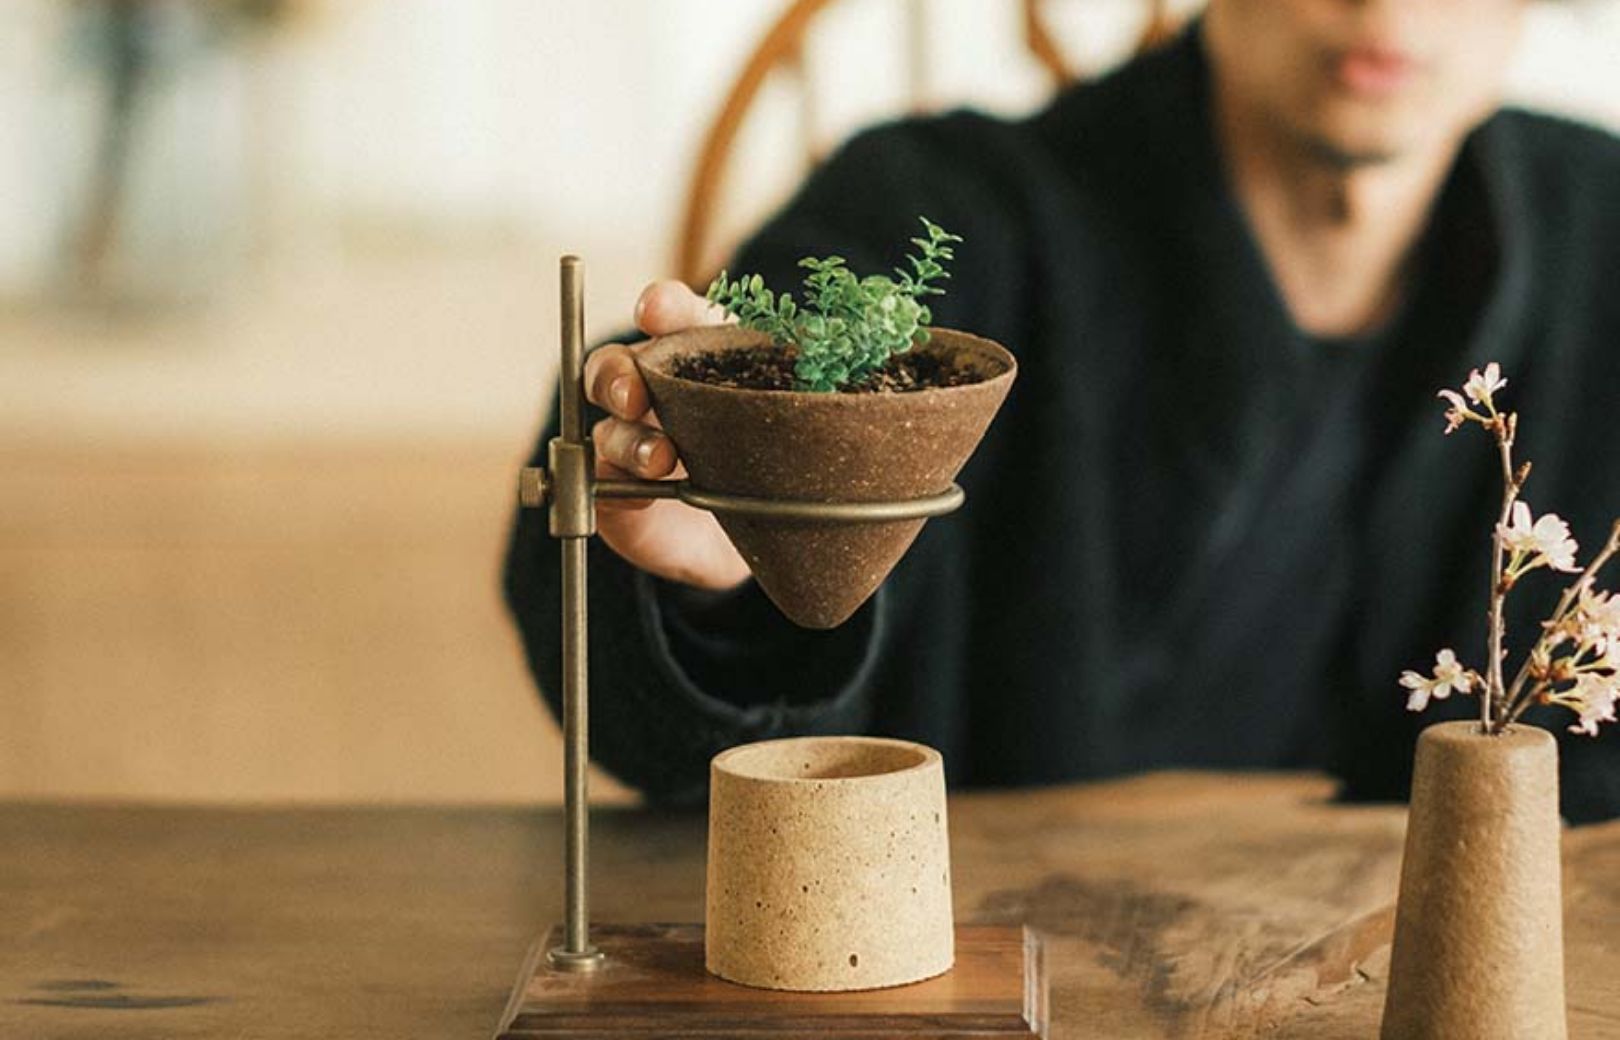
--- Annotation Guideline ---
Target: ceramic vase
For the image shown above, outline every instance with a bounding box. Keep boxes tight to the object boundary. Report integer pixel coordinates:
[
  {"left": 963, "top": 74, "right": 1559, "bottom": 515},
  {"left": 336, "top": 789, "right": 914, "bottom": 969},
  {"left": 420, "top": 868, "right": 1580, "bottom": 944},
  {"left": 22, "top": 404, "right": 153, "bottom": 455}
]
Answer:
[
  {"left": 705, "top": 736, "right": 954, "bottom": 991},
  {"left": 636, "top": 325, "right": 1015, "bottom": 629},
  {"left": 1380, "top": 720, "right": 1566, "bottom": 1039}
]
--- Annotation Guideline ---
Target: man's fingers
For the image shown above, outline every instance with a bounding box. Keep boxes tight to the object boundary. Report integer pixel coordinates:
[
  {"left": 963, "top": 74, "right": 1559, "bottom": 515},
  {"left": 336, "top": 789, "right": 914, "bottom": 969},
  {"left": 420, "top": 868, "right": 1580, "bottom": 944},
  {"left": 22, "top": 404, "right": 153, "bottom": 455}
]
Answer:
[
  {"left": 635, "top": 279, "right": 732, "bottom": 336},
  {"left": 583, "top": 344, "right": 648, "bottom": 420},
  {"left": 591, "top": 416, "right": 677, "bottom": 480},
  {"left": 584, "top": 281, "right": 730, "bottom": 420}
]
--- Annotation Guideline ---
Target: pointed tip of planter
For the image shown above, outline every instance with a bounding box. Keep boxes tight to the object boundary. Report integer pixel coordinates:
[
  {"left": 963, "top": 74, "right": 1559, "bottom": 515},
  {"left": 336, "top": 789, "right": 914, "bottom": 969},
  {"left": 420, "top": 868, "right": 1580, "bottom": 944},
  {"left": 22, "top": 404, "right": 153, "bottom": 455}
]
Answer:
[
  {"left": 720, "top": 517, "right": 927, "bottom": 629},
  {"left": 636, "top": 326, "right": 1016, "bottom": 629}
]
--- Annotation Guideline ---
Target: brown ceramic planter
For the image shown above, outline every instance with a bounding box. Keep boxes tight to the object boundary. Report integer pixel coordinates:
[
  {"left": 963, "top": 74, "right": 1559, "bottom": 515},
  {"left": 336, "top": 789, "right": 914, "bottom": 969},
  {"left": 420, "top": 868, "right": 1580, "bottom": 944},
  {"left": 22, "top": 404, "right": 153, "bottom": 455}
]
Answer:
[
  {"left": 635, "top": 326, "right": 1015, "bottom": 629},
  {"left": 1381, "top": 721, "right": 1567, "bottom": 1040},
  {"left": 705, "top": 736, "right": 953, "bottom": 992}
]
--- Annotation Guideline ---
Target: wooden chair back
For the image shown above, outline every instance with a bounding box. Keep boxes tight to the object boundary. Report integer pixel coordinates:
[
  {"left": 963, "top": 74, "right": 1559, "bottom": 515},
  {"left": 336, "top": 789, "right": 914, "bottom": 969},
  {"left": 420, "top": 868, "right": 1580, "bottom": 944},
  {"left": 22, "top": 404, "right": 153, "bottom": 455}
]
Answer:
[{"left": 675, "top": 0, "right": 1183, "bottom": 286}]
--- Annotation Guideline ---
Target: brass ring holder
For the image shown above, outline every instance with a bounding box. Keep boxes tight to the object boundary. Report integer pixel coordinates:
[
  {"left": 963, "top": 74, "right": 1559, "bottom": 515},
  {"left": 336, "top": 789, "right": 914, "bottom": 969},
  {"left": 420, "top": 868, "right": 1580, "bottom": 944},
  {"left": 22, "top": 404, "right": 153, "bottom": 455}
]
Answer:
[
  {"left": 518, "top": 256, "right": 965, "bottom": 972},
  {"left": 529, "top": 474, "right": 965, "bottom": 521}
]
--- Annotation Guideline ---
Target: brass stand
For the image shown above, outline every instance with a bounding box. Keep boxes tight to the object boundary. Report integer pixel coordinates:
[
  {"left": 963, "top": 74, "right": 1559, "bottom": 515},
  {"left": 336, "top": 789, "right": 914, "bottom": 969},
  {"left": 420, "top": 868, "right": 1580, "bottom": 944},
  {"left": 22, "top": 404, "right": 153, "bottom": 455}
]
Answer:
[{"left": 517, "top": 256, "right": 965, "bottom": 973}]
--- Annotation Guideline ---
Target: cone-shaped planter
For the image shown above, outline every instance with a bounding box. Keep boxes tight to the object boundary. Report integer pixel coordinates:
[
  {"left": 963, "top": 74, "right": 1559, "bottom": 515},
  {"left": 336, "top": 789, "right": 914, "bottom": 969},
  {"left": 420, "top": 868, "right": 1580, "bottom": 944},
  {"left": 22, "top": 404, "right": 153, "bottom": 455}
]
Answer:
[
  {"left": 1381, "top": 720, "right": 1567, "bottom": 1040},
  {"left": 706, "top": 736, "right": 953, "bottom": 991},
  {"left": 635, "top": 325, "right": 1016, "bottom": 628}
]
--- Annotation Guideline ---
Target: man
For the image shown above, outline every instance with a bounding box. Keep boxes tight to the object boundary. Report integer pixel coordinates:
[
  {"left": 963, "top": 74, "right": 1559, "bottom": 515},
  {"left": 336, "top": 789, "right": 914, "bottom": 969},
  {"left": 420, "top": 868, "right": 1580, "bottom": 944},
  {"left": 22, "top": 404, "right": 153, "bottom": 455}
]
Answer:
[{"left": 505, "top": 0, "right": 1620, "bottom": 818}]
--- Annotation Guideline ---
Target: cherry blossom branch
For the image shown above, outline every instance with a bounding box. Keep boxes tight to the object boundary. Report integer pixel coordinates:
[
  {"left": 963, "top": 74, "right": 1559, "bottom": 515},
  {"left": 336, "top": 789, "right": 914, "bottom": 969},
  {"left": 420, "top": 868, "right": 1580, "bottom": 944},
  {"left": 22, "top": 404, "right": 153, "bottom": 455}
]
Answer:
[
  {"left": 1412, "top": 364, "right": 1619, "bottom": 739},
  {"left": 1484, "top": 408, "right": 1523, "bottom": 732},
  {"left": 1503, "top": 520, "right": 1620, "bottom": 727}
]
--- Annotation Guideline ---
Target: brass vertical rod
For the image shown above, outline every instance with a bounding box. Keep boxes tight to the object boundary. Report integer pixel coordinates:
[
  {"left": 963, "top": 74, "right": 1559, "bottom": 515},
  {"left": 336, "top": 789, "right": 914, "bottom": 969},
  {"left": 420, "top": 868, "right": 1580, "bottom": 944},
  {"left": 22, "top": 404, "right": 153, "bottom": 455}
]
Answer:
[
  {"left": 547, "top": 254, "right": 602, "bottom": 972},
  {"left": 561, "top": 535, "right": 589, "bottom": 954},
  {"left": 559, "top": 256, "right": 585, "bottom": 442},
  {"left": 560, "top": 257, "right": 589, "bottom": 955}
]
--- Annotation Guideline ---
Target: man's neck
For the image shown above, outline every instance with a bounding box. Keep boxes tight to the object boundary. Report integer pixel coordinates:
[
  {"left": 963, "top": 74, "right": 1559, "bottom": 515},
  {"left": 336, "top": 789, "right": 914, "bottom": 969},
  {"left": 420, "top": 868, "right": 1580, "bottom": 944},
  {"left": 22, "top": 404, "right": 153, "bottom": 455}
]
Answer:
[{"left": 1213, "top": 97, "right": 1462, "bottom": 340}]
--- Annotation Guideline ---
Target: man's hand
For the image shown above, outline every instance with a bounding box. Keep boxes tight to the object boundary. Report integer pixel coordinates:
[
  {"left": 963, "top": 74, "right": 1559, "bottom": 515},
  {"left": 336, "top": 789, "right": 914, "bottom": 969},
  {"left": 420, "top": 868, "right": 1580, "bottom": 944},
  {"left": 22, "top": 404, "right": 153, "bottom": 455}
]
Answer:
[{"left": 581, "top": 280, "right": 752, "bottom": 591}]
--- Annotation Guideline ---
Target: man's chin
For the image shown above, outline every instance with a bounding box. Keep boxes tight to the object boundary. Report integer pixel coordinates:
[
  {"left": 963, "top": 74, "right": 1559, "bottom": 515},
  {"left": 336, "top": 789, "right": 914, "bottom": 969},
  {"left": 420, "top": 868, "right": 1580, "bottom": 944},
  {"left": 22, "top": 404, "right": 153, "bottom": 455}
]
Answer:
[
  {"left": 1288, "top": 102, "right": 1471, "bottom": 171},
  {"left": 1297, "top": 131, "right": 1407, "bottom": 170}
]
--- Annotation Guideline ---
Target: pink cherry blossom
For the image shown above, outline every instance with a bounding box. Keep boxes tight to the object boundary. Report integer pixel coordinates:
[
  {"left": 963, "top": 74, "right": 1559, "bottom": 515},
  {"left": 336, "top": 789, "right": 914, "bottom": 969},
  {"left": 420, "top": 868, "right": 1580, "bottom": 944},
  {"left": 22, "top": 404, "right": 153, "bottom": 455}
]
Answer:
[
  {"left": 1561, "top": 673, "right": 1620, "bottom": 736},
  {"left": 1463, "top": 362, "right": 1507, "bottom": 407},
  {"left": 1497, "top": 501, "right": 1580, "bottom": 573},
  {"left": 1436, "top": 389, "right": 1471, "bottom": 435},
  {"left": 1573, "top": 586, "right": 1620, "bottom": 655},
  {"left": 1400, "top": 649, "right": 1475, "bottom": 712}
]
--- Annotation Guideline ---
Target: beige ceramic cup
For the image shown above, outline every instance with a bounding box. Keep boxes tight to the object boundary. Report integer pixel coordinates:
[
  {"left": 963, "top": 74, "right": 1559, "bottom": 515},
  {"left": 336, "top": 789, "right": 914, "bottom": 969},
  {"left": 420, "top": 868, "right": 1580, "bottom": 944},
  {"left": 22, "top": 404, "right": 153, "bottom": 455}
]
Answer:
[{"left": 705, "top": 736, "right": 954, "bottom": 991}]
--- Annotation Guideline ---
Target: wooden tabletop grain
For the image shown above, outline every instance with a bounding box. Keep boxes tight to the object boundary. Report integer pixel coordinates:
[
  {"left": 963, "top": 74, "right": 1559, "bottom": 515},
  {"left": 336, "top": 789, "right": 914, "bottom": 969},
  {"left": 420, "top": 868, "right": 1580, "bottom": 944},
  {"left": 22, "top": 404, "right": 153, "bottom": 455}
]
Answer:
[{"left": 5, "top": 773, "right": 1619, "bottom": 1039}]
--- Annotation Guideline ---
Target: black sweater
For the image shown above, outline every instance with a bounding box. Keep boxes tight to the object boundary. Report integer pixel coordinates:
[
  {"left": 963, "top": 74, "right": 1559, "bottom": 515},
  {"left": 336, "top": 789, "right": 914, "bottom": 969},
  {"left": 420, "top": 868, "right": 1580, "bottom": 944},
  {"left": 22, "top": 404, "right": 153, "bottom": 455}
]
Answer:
[{"left": 505, "top": 27, "right": 1620, "bottom": 821}]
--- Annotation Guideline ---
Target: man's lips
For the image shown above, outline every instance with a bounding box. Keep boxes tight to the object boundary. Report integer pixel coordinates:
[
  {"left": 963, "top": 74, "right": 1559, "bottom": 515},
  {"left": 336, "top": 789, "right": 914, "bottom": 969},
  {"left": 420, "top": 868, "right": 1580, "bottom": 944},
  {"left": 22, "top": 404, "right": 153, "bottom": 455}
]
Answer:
[{"left": 1333, "top": 45, "right": 1419, "bottom": 96}]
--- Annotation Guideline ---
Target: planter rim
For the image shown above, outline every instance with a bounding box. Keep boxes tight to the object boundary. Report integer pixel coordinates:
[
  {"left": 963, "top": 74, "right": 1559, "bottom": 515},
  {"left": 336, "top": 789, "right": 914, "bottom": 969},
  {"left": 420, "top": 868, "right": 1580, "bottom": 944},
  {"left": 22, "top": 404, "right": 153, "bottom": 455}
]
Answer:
[
  {"left": 635, "top": 325, "right": 1016, "bottom": 404},
  {"left": 1420, "top": 718, "right": 1556, "bottom": 749},
  {"left": 712, "top": 735, "right": 941, "bottom": 785}
]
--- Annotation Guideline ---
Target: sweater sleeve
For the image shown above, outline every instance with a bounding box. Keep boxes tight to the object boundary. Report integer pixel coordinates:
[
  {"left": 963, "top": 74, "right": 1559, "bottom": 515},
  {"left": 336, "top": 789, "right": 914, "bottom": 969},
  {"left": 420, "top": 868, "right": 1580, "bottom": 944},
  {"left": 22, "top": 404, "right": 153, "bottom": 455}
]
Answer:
[{"left": 502, "top": 116, "right": 1018, "bottom": 803}]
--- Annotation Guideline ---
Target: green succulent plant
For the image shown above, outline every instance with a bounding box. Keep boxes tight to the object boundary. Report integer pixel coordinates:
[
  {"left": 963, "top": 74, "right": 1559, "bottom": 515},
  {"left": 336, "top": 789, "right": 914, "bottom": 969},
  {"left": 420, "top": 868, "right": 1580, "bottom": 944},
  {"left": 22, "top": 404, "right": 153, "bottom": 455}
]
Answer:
[{"left": 705, "top": 216, "right": 962, "bottom": 392}]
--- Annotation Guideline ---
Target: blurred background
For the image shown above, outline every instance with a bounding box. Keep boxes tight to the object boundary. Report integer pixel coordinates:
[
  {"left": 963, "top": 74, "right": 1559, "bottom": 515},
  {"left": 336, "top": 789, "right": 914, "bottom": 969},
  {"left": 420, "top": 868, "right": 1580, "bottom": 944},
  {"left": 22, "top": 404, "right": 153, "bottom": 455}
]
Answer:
[{"left": 2, "top": 0, "right": 1617, "bottom": 805}]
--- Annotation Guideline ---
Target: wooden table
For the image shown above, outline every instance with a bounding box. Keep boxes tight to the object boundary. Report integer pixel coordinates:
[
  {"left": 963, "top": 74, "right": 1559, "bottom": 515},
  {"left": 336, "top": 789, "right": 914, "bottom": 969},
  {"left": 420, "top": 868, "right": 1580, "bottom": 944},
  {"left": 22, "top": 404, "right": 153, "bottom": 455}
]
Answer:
[{"left": 5, "top": 773, "right": 1619, "bottom": 1039}]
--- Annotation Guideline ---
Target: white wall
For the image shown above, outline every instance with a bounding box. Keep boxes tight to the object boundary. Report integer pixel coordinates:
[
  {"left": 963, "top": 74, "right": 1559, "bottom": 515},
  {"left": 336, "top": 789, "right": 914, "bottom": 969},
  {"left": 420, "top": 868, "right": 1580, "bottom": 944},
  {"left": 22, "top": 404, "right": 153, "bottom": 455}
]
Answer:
[{"left": 4, "top": 1, "right": 1617, "bottom": 296}]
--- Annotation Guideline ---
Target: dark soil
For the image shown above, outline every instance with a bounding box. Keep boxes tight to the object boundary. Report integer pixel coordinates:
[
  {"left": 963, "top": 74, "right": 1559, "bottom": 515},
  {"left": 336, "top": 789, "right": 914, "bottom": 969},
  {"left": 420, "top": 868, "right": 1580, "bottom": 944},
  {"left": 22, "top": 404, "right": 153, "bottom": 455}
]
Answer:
[{"left": 671, "top": 345, "right": 983, "bottom": 393}]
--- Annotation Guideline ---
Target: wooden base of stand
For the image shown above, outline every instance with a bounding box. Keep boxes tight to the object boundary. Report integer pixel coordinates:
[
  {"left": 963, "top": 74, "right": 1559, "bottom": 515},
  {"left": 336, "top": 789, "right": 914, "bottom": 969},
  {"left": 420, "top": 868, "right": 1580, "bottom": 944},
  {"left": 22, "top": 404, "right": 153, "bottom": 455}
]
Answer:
[{"left": 495, "top": 923, "right": 1047, "bottom": 1038}]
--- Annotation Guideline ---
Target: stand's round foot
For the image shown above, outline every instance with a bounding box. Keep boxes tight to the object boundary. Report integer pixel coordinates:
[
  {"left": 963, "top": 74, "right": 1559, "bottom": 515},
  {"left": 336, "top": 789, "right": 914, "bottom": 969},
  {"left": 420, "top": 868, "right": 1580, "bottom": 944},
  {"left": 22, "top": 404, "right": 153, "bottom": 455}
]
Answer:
[{"left": 547, "top": 945, "right": 605, "bottom": 973}]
